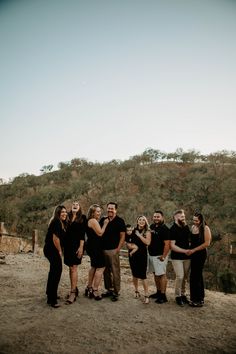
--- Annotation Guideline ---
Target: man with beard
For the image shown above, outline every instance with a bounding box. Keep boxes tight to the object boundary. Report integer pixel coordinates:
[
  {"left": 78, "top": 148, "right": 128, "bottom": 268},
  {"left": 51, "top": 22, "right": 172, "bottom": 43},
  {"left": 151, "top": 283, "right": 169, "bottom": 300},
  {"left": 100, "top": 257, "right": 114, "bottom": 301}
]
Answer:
[
  {"left": 148, "top": 210, "right": 170, "bottom": 304},
  {"left": 170, "top": 209, "right": 191, "bottom": 306},
  {"left": 100, "top": 202, "right": 126, "bottom": 302}
]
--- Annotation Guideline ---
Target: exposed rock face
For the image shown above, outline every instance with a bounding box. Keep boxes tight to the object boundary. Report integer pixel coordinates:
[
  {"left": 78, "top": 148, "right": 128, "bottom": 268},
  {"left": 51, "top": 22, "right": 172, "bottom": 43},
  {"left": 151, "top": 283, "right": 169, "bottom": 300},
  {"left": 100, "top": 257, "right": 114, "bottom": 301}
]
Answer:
[
  {"left": 0, "top": 224, "right": 40, "bottom": 255},
  {"left": 0, "top": 251, "right": 6, "bottom": 264},
  {"left": 0, "top": 234, "right": 33, "bottom": 254}
]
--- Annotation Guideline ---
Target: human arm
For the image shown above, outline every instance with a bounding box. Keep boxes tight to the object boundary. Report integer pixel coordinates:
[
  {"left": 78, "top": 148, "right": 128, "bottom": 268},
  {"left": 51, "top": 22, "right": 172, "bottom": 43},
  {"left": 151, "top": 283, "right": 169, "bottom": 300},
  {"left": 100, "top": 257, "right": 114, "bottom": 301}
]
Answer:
[
  {"left": 170, "top": 240, "right": 188, "bottom": 254},
  {"left": 76, "top": 239, "right": 85, "bottom": 258},
  {"left": 186, "top": 226, "right": 212, "bottom": 255},
  {"left": 135, "top": 230, "right": 151, "bottom": 246},
  {"left": 116, "top": 231, "right": 125, "bottom": 253},
  {"left": 160, "top": 240, "right": 170, "bottom": 261},
  {"left": 53, "top": 234, "right": 63, "bottom": 257},
  {"left": 88, "top": 218, "right": 109, "bottom": 237}
]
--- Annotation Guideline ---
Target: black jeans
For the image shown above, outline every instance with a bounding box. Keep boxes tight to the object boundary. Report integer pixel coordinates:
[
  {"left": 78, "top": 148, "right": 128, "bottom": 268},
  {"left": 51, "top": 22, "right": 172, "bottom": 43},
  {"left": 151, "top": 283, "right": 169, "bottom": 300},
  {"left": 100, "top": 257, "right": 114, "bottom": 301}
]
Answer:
[
  {"left": 190, "top": 250, "right": 207, "bottom": 303},
  {"left": 44, "top": 245, "right": 62, "bottom": 304}
]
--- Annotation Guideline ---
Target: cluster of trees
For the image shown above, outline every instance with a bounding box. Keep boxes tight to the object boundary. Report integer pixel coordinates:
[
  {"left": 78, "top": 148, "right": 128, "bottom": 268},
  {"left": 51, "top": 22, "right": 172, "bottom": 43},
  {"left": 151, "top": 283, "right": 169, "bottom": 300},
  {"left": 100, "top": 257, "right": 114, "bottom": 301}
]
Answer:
[{"left": 0, "top": 148, "right": 235, "bottom": 292}]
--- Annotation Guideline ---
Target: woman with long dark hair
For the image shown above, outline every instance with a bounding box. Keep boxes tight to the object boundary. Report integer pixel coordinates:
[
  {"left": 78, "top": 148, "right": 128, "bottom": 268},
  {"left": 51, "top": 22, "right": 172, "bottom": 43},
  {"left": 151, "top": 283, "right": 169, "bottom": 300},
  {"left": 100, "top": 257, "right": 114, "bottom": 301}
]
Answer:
[
  {"left": 126, "top": 215, "right": 151, "bottom": 304},
  {"left": 44, "top": 205, "right": 67, "bottom": 308},
  {"left": 187, "top": 212, "right": 211, "bottom": 307},
  {"left": 64, "top": 200, "right": 86, "bottom": 304}
]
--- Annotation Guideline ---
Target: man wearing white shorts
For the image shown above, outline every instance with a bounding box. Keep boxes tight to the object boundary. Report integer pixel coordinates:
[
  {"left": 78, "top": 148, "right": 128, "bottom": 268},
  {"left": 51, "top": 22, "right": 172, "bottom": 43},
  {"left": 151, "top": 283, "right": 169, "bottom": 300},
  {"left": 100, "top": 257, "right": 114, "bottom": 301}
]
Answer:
[{"left": 148, "top": 211, "right": 170, "bottom": 304}]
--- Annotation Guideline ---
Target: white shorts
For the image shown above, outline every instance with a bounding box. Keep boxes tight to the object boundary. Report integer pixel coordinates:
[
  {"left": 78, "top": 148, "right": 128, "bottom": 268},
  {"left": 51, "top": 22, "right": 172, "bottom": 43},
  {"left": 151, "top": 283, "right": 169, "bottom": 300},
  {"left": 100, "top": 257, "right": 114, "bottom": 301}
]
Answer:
[{"left": 148, "top": 255, "right": 168, "bottom": 276}]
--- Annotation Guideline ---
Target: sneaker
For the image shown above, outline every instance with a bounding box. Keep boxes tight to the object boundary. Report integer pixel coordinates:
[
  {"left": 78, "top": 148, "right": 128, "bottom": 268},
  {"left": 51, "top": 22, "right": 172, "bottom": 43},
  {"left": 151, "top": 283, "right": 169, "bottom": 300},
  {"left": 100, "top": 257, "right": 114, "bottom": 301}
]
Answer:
[
  {"left": 181, "top": 295, "right": 189, "bottom": 304},
  {"left": 149, "top": 291, "right": 161, "bottom": 299},
  {"left": 175, "top": 296, "right": 184, "bottom": 306}
]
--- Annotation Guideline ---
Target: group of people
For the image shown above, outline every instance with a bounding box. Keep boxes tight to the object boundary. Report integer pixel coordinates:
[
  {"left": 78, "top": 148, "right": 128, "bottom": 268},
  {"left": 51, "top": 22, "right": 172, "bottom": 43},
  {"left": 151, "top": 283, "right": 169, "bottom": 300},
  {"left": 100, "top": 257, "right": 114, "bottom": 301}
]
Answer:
[{"left": 43, "top": 201, "right": 211, "bottom": 309}]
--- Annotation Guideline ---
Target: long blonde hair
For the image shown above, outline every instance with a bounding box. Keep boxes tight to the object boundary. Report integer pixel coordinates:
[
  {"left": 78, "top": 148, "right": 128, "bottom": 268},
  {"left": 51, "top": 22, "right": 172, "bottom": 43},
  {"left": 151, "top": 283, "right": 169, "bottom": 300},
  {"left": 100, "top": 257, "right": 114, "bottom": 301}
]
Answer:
[
  {"left": 136, "top": 215, "right": 150, "bottom": 234},
  {"left": 87, "top": 204, "right": 101, "bottom": 220}
]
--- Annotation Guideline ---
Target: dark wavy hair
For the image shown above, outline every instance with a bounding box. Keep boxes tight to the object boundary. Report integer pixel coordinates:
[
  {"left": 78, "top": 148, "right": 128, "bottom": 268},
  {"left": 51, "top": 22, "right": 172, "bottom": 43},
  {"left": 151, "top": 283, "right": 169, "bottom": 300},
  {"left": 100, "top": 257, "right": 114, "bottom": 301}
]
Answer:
[
  {"left": 68, "top": 201, "right": 84, "bottom": 224},
  {"left": 194, "top": 212, "right": 206, "bottom": 241},
  {"left": 49, "top": 205, "right": 67, "bottom": 230}
]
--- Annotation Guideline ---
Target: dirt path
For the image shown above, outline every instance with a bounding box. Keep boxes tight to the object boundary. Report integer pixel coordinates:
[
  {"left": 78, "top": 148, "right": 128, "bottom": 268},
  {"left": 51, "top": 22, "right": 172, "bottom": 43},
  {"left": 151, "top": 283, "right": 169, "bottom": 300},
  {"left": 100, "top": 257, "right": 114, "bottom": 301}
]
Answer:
[{"left": 0, "top": 253, "right": 235, "bottom": 354}]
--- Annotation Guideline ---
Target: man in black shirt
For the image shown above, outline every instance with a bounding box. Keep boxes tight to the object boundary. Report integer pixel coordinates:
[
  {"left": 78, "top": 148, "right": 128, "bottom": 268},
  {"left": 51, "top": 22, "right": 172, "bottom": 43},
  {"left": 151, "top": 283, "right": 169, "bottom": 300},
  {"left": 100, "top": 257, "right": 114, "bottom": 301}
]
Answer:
[
  {"left": 100, "top": 202, "right": 126, "bottom": 302},
  {"left": 148, "top": 210, "right": 170, "bottom": 303},
  {"left": 170, "top": 209, "right": 191, "bottom": 306}
]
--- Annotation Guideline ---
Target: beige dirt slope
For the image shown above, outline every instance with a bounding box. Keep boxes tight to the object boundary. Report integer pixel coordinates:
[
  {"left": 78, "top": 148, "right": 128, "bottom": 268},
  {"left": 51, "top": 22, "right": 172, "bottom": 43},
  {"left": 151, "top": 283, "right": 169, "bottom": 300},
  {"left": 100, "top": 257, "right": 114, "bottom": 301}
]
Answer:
[{"left": 0, "top": 253, "right": 235, "bottom": 354}]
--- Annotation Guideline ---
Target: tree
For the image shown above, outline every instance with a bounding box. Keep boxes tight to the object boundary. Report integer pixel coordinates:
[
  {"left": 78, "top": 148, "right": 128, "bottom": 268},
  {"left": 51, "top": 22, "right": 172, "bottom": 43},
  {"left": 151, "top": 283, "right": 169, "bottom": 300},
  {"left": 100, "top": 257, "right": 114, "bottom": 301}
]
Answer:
[{"left": 40, "top": 165, "right": 54, "bottom": 174}]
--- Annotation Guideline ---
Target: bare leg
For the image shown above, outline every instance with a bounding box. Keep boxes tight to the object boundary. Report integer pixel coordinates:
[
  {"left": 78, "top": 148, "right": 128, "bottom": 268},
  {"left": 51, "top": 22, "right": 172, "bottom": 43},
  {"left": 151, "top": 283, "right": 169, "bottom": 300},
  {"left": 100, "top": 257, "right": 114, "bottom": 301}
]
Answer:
[
  {"left": 160, "top": 274, "right": 167, "bottom": 293},
  {"left": 88, "top": 267, "right": 96, "bottom": 288},
  {"left": 132, "top": 276, "right": 139, "bottom": 292},
  {"left": 93, "top": 267, "right": 105, "bottom": 293},
  {"left": 69, "top": 265, "right": 78, "bottom": 290},
  {"left": 142, "top": 279, "right": 149, "bottom": 304},
  {"left": 154, "top": 274, "right": 161, "bottom": 292},
  {"left": 66, "top": 265, "right": 78, "bottom": 304}
]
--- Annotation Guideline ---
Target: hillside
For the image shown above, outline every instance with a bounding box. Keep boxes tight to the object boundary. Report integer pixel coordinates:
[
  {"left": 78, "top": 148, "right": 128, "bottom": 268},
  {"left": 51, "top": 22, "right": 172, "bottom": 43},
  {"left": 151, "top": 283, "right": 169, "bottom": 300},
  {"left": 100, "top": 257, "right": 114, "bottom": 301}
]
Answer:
[
  {"left": 0, "top": 253, "right": 235, "bottom": 354},
  {"left": 0, "top": 148, "right": 236, "bottom": 292}
]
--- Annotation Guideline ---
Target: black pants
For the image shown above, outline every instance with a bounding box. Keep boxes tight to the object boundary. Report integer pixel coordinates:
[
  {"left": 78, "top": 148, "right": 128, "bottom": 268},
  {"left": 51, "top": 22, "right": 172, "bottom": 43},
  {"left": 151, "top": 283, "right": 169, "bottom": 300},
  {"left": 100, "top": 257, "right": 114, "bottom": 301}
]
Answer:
[
  {"left": 44, "top": 245, "right": 62, "bottom": 304},
  {"left": 190, "top": 250, "right": 207, "bottom": 303}
]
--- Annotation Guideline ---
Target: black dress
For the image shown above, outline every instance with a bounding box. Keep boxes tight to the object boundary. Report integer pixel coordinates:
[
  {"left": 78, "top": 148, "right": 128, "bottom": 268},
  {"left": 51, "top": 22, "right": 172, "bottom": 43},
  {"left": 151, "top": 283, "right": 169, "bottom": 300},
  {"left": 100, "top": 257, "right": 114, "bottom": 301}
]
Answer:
[
  {"left": 190, "top": 232, "right": 207, "bottom": 303},
  {"left": 128, "top": 229, "right": 148, "bottom": 280},
  {"left": 86, "top": 225, "right": 106, "bottom": 268},
  {"left": 64, "top": 215, "right": 86, "bottom": 266}
]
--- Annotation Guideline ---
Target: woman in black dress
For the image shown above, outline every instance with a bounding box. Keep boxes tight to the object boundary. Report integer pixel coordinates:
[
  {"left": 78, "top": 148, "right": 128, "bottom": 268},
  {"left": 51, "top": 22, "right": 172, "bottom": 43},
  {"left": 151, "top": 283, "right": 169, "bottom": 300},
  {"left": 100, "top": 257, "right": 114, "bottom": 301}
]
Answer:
[
  {"left": 44, "top": 205, "right": 67, "bottom": 308},
  {"left": 126, "top": 215, "right": 151, "bottom": 304},
  {"left": 186, "top": 212, "right": 211, "bottom": 307},
  {"left": 64, "top": 201, "right": 86, "bottom": 304},
  {"left": 85, "top": 204, "right": 109, "bottom": 300}
]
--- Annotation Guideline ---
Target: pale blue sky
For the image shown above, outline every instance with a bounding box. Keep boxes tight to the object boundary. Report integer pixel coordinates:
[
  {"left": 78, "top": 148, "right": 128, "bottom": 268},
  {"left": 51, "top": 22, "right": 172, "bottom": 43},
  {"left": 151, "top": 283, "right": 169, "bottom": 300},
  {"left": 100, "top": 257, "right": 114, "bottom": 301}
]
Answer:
[{"left": 0, "top": 0, "right": 235, "bottom": 180}]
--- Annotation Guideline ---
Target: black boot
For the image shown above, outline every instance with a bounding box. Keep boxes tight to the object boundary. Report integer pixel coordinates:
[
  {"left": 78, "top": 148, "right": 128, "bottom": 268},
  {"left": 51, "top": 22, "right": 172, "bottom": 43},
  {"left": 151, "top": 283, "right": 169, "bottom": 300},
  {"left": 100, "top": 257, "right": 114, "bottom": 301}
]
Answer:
[
  {"left": 155, "top": 293, "right": 168, "bottom": 304},
  {"left": 149, "top": 290, "right": 161, "bottom": 299},
  {"left": 181, "top": 295, "right": 189, "bottom": 304},
  {"left": 176, "top": 296, "right": 184, "bottom": 306}
]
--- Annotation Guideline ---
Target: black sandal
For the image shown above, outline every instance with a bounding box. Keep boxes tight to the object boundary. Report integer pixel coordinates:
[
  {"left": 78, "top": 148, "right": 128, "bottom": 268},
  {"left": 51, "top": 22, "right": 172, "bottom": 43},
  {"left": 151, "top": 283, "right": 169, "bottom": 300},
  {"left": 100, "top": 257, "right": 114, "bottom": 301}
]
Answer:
[
  {"left": 93, "top": 289, "right": 102, "bottom": 301},
  {"left": 84, "top": 286, "right": 94, "bottom": 299}
]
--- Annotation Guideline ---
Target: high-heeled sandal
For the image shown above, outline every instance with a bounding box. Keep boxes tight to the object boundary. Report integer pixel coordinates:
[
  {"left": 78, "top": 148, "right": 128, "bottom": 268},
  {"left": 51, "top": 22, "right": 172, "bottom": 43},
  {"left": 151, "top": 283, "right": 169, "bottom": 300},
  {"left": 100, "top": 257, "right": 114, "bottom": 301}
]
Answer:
[
  {"left": 84, "top": 286, "right": 94, "bottom": 299},
  {"left": 75, "top": 286, "right": 79, "bottom": 297},
  {"left": 66, "top": 286, "right": 79, "bottom": 299},
  {"left": 93, "top": 289, "right": 102, "bottom": 301},
  {"left": 65, "top": 290, "right": 77, "bottom": 304},
  {"left": 135, "top": 291, "right": 140, "bottom": 298},
  {"left": 143, "top": 296, "right": 149, "bottom": 304}
]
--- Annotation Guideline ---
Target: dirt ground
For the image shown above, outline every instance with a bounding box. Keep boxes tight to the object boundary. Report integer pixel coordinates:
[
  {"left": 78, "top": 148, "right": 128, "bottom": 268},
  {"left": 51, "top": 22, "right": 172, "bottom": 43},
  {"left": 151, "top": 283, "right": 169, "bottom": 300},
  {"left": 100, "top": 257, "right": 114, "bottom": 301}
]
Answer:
[{"left": 0, "top": 253, "right": 235, "bottom": 354}]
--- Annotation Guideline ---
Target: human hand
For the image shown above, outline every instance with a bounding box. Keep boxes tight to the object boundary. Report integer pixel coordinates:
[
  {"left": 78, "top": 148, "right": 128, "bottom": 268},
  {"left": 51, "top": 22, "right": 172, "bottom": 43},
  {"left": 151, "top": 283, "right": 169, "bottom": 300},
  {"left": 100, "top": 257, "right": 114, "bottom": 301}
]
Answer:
[
  {"left": 103, "top": 218, "right": 109, "bottom": 226},
  {"left": 76, "top": 248, "right": 83, "bottom": 258}
]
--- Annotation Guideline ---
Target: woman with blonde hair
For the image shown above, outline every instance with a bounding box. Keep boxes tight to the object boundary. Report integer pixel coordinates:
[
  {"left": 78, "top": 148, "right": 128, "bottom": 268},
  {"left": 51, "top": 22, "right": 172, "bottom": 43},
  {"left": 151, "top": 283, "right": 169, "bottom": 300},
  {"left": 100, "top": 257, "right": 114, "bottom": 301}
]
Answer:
[
  {"left": 85, "top": 204, "right": 109, "bottom": 300},
  {"left": 126, "top": 215, "right": 151, "bottom": 304}
]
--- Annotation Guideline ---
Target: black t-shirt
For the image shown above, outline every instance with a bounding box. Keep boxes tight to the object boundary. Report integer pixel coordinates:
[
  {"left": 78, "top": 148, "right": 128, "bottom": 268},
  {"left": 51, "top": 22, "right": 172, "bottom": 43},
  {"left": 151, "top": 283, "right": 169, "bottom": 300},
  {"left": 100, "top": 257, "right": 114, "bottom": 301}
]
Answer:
[
  {"left": 170, "top": 223, "right": 190, "bottom": 260},
  {"left": 148, "top": 223, "right": 170, "bottom": 256},
  {"left": 125, "top": 232, "right": 135, "bottom": 244},
  {"left": 44, "top": 219, "right": 66, "bottom": 248},
  {"left": 100, "top": 215, "right": 126, "bottom": 250}
]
